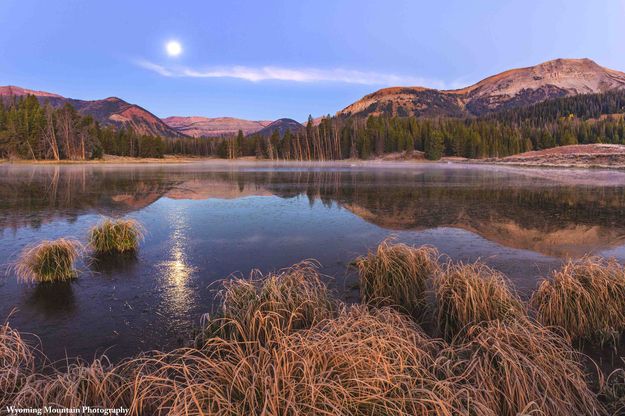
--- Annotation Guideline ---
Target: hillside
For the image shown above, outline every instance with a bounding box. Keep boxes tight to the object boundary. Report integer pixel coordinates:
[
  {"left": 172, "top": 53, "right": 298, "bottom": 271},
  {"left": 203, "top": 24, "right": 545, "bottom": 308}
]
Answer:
[
  {"left": 339, "top": 58, "right": 625, "bottom": 118},
  {"left": 252, "top": 118, "right": 304, "bottom": 137},
  {"left": 0, "top": 86, "right": 185, "bottom": 138},
  {"left": 163, "top": 116, "right": 272, "bottom": 137}
]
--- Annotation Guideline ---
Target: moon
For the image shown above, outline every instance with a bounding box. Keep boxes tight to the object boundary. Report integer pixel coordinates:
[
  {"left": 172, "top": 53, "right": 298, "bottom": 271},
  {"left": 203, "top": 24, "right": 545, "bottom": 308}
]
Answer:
[{"left": 165, "top": 40, "right": 182, "bottom": 57}]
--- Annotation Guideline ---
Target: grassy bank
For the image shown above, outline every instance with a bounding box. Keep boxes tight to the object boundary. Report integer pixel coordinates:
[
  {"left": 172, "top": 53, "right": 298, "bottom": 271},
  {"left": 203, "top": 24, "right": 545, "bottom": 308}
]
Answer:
[{"left": 4, "top": 241, "right": 625, "bottom": 414}]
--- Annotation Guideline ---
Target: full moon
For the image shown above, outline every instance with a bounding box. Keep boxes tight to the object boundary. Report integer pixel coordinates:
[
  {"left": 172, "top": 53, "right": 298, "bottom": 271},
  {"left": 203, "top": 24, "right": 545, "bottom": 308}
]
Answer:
[{"left": 165, "top": 40, "right": 182, "bottom": 57}]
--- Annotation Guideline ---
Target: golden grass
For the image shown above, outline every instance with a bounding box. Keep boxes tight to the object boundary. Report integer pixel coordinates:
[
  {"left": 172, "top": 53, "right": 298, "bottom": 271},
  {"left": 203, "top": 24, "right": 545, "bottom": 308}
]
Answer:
[
  {"left": 0, "top": 320, "right": 35, "bottom": 407},
  {"left": 434, "top": 261, "right": 526, "bottom": 340},
  {"left": 197, "top": 260, "right": 336, "bottom": 344},
  {"left": 2, "top": 256, "right": 618, "bottom": 415},
  {"left": 451, "top": 320, "right": 604, "bottom": 416},
  {"left": 88, "top": 218, "right": 144, "bottom": 254},
  {"left": 14, "top": 238, "right": 81, "bottom": 283},
  {"left": 530, "top": 256, "right": 625, "bottom": 343},
  {"left": 354, "top": 239, "right": 440, "bottom": 317},
  {"left": 124, "top": 306, "right": 495, "bottom": 416}
]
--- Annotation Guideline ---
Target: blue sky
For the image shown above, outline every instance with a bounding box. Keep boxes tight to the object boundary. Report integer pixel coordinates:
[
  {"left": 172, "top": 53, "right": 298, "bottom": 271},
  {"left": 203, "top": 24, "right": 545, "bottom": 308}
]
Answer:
[{"left": 1, "top": 0, "right": 624, "bottom": 121}]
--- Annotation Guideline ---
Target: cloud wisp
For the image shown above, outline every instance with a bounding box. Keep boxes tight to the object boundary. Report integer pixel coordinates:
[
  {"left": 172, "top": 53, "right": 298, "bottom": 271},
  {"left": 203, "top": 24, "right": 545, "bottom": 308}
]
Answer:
[{"left": 135, "top": 59, "right": 445, "bottom": 87}]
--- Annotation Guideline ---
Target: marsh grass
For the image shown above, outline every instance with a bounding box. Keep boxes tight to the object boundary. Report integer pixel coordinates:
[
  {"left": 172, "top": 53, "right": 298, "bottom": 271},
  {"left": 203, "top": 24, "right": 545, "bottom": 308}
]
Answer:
[
  {"left": 14, "top": 239, "right": 82, "bottom": 283},
  {"left": 88, "top": 218, "right": 144, "bottom": 254},
  {"left": 530, "top": 256, "right": 625, "bottom": 344},
  {"left": 125, "top": 306, "right": 496, "bottom": 416},
  {"left": 3, "top": 255, "right": 620, "bottom": 415},
  {"left": 0, "top": 319, "right": 35, "bottom": 407},
  {"left": 354, "top": 239, "right": 440, "bottom": 317},
  {"left": 452, "top": 320, "right": 605, "bottom": 416},
  {"left": 197, "top": 260, "right": 335, "bottom": 344},
  {"left": 434, "top": 261, "right": 526, "bottom": 340}
]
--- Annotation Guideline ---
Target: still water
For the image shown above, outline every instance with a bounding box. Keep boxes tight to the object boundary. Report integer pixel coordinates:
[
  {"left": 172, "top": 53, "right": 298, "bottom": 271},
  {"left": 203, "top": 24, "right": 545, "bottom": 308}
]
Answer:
[{"left": 1, "top": 161, "right": 625, "bottom": 362}]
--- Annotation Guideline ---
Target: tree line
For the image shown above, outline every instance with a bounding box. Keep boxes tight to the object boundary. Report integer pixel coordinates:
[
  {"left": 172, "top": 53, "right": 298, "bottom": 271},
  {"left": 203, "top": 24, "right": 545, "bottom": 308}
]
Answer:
[
  {"left": 3, "top": 90, "right": 625, "bottom": 161},
  {"left": 0, "top": 96, "right": 166, "bottom": 160}
]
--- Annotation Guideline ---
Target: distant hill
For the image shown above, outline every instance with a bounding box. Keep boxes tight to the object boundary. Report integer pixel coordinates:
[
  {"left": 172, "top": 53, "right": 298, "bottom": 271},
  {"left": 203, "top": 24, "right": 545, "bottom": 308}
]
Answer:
[
  {"left": 0, "top": 86, "right": 186, "bottom": 138},
  {"left": 339, "top": 58, "right": 625, "bottom": 118},
  {"left": 252, "top": 118, "right": 304, "bottom": 137},
  {"left": 162, "top": 116, "right": 272, "bottom": 137}
]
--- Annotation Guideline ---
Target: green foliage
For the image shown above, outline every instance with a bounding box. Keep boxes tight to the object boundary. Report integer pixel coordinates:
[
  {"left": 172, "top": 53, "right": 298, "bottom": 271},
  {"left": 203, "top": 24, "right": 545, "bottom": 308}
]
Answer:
[
  {"left": 88, "top": 218, "right": 144, "bottom": 254},
  {"left": 424, "top": 130, "right": 444, "bottom": 160}
]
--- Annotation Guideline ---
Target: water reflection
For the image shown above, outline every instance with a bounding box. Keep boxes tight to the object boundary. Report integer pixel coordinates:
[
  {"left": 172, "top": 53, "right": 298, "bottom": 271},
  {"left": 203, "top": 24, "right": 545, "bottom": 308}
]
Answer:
[
  {"left": 91, "top": 252, "right": 138, "bottom": 275},
  {"left": 27, "top": 282, "right": 76, "bottom": 316},
  {"left": 2, "top": 163, "right": 625, "bottom": 257},
  {"left": 157, "top": 206, "right": 197, "bottom": 317}
]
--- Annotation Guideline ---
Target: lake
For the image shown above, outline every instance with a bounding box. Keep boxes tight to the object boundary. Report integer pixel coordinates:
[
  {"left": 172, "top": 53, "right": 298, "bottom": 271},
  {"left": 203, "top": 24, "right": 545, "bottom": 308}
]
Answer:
[{"left": 2, "top": 161, "right": 625, "bottom": 362}]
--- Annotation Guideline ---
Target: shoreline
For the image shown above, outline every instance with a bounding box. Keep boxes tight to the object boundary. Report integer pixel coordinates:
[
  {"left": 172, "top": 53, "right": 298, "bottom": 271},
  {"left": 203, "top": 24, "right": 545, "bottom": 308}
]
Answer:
[{"left": 3, "top": 152, "right": 625, "bottom": 171}]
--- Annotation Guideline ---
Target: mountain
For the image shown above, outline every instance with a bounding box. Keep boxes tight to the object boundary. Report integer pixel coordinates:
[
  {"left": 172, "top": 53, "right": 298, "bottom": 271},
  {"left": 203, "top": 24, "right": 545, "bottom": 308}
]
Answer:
[
  {"left": 253, "top": 118, "right": 304, "bottom": 137},
  {"left": 0, "top": 86, "right": 186, "bottom": 138},
  {"left": 339, "top": 58, "right": 625, "bottom": 118},
  {"left": 162, "top": 116, "right": 272, "bottom": 137}
]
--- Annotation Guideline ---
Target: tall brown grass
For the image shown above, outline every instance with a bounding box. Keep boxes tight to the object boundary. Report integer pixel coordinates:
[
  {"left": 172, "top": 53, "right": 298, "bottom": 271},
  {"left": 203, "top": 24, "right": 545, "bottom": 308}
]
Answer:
[
  {"left": 530, "top": 256, "right": 625, "bottom": 343},
  {"left": 434, "top": 261, "right": 526, "bottom": 340},
  {"left": 2, "top": 256, "right": 618, "bottom": 415},
  {"left": 14, "top": 238, "right": 81, "bottom": 283},
  {"left": 88, "top": 218, "right": 144, "bottom": 254},
  {"left": 127, "top": 306, "right": 495, "bottom": 416},
  {"left": 197, "top": 260, "right": 335, "bottom": 344},
  {"left": 354, "top": 239, "right": 439, "bottom": 317},
  {"left": 451, "top": 320, "right": 604, "bottom": 416},
  {"left": 0, "top": 319, "right": 35, "bottom": 407}
]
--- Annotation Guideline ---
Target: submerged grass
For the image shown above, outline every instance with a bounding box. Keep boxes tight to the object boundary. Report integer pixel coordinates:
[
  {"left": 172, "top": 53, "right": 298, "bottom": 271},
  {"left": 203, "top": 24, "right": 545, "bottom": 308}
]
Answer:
[
  {"left": 354, "top": 239, "right": 440, "bottom": 317},
  {"left": 14, "top": 238, "right": 81, "bottom": 284},
  {"left": 434, "top": 261, "right": 526, "bottom": 340},
  {"left": 88, "top": 218, "right": 144, "bottom": 254},
  {"left": 530, "top": 256, "right": 625, "bottom": 343}
]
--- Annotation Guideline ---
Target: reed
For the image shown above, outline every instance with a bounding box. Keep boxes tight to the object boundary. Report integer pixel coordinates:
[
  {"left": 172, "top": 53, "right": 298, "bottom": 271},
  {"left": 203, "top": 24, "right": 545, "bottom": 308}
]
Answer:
[
  {"left": 530, "top": 256, "right": 625, "bottom": 343},
  {"left": 14, "top": 239, "right": 81, "bottom": 283},
  {"left": 354, "top": 239, "right": 440, "bottom": 317},
  {"left": 434, "top": 261, "right": 526, "bottom": 340},
  {"left": 88, "top": 218, "right": 144, "bottom": 254}
]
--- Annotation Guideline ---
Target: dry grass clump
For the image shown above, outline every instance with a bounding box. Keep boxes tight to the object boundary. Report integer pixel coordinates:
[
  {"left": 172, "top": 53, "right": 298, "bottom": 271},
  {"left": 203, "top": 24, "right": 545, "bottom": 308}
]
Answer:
[
  {"left": 198, "top": 260, "right": 335, "bottom": 344},
  {"left": 129, "top": 306, "right": 494, "bottom": 416},
  {"left": 354, "top": 239, "right": 440, "bottom": 317},
  {"left": 11, "top": 357, "right": 128, "bottom": 410},
  {"left": 0, "top": 321, "right": 35, "bottom": 407},
  {"left": 434, "top": 262, "right": 526, "bottom": 340},
  {"left": 88, "top": 218, "right": 144, "bottom": 254},
  {"left": 14, "top": 238, "right": 81, "bottom": 283},
  {"left": 530, "top": 256, "right": 625, "bottom": 343},
  {"left": 452, "top": 320, "right": 605, "bottom": 416}
]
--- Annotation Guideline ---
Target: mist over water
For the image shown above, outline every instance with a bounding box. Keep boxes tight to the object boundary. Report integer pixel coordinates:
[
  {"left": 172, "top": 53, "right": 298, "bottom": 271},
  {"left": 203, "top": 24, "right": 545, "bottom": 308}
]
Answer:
[{"left": 2, "top": 161, "right": 625, "bottom": 361}]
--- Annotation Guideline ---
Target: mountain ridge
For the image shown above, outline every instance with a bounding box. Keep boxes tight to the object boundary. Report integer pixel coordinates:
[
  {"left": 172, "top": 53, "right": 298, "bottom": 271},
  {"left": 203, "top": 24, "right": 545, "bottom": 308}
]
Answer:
[
  {"left": 339, "top": 58, "right": 625, "bottom": 118},
  {"left": 163, "top": 116, "right": 273, "bottom": 137},
  {"left": 0, "top": 86, "right": 186, "bottom": 138}
]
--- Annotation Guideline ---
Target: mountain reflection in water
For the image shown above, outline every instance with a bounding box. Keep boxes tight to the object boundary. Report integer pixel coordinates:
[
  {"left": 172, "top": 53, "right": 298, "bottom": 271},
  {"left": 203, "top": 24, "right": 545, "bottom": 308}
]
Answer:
[{"left": 2, "top": 163, "right": 625, "bottom": 257}]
